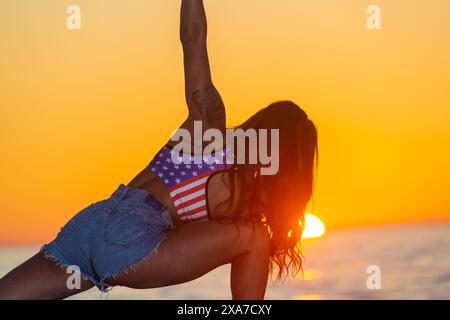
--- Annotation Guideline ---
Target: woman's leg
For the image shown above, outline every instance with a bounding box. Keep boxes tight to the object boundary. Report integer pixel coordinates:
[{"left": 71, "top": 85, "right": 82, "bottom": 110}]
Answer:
[
  {"left": 0, "top": 251, "right": 94, "bottom": 300},
  {"left": 108, "top": 219, "right": 271, "bottom": 300},
  {"left": 0, "top": 220, "right": 270, "bottom": 300}
]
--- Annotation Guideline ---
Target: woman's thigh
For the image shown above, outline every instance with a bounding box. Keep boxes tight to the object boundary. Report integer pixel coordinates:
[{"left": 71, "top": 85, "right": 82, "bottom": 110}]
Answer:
[
  {"left": 107, "top": 219, "right": 267, "bottom": 289},
  {"left": 0, "top": 251, "right": 94, "bottom": 300}
]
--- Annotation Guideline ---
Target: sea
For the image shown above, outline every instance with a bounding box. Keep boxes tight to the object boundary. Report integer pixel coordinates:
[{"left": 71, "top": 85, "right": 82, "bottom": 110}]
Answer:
[{"left": 1, "top": 223, "right": 449, "bottom": 300}]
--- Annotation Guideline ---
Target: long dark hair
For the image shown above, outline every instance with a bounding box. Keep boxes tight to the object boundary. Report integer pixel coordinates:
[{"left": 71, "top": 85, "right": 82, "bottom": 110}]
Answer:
[{"left": 221, "top": 101, "right": 318, "bottom": 280}]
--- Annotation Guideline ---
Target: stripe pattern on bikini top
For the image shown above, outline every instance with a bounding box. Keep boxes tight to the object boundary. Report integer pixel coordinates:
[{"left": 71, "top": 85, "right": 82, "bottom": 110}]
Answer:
[{"left": 148, "top": 145, "right": 230, "bottom": 223}]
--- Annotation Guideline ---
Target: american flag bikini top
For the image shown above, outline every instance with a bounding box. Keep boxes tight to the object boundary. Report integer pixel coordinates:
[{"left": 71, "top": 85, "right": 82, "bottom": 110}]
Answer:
[{"left": 148, "top": 145, "right": 232, "bottom": 223}]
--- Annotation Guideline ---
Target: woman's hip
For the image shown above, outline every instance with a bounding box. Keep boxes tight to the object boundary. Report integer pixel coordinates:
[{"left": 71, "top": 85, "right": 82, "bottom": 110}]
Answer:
[{"left": 41, "top": 184, "right": 174, "bottom": 292}]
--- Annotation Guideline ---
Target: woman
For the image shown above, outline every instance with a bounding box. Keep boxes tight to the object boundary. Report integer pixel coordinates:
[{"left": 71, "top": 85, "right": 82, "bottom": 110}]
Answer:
[{"left": 0, "top": 0, "right": 318, "bottom": 300}]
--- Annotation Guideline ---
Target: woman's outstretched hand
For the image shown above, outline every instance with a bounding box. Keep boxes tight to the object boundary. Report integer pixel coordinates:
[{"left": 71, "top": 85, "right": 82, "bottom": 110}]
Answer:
[{"left": 180, "top": 0, "right": 206, "bottom": 45}]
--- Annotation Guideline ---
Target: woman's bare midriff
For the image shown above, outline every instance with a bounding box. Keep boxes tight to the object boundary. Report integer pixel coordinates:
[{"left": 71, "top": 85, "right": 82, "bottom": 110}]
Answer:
[
  {"left": 126, "top": 168, "right": 183, "bottom": 227},
  {"left": 127, "top": 167, "right": 236, "bottom": 227}
]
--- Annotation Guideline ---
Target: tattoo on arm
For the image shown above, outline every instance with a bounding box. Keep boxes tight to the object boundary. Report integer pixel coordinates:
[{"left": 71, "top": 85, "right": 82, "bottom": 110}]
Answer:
[{"left": 192, "top": 85, "right": 226, "bottom": 122}]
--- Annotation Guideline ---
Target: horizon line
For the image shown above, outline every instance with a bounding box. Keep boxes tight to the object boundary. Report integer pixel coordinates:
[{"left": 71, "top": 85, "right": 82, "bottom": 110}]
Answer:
[{"left": 1, "top": 217, "right": 449, "bottom": 247}]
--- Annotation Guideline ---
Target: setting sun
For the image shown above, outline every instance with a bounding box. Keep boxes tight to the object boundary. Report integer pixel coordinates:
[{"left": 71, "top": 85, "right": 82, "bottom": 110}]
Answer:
[{"left": 302, "top": 214, "right": 326, "bottom": 239}]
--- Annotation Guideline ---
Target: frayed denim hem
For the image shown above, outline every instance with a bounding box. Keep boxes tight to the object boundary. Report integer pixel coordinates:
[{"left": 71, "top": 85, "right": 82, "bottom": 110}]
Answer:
[
  {"left": 40, "top": 244, "right": 110, "bottom": 293},
  {"left": 97, "top": 235, "right": 168, "bottom": 291},
  {"left": 40, "top": 234, "right": 168, "bottom": 294}
]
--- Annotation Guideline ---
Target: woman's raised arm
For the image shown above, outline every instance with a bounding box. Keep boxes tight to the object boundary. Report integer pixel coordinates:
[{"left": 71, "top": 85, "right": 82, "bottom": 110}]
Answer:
[{"left": 180, "top": 0, "right": 225, "bottom": 130}]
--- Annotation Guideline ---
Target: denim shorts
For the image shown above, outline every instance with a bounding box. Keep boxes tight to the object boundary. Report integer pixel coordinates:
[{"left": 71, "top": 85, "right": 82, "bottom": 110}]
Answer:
[{"left": 41, "top": 184, "right": 174, "bottom": 292}]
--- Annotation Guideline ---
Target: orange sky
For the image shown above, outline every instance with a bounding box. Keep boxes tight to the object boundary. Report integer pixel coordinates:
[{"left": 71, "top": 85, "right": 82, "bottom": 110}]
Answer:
[{"left": 1, "top": 0, "right": 450, "bottom": 244}]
